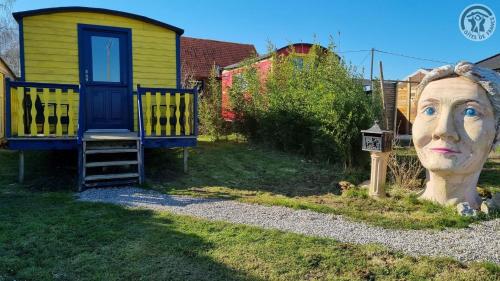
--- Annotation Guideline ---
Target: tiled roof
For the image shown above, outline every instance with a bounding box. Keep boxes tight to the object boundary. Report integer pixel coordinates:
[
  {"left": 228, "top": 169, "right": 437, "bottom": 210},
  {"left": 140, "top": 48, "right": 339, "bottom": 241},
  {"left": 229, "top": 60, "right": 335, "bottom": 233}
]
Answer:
[
  {"left": 181, "top": 37, "right": 257, "bottom": 79},
  {"left": 476, "top": 53, "right": 500, "bottom": 71}
]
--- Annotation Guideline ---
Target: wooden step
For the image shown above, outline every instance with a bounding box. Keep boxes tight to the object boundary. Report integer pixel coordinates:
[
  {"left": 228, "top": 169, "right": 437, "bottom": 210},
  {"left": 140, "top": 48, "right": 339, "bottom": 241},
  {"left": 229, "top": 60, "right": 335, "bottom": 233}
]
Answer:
[
  {"left": 85, "top": 173, "right": 139, "bottom": 181},
  {"left": 85, "top": 160, "right": 138, "bottom": 168},
  {"left": 85, "top": 148, "right": 138, "bottom": 154},
  {"left": 85, "top": 145, "right": 137, "bottom": 151},
  {"left": 83, "top": 132, "right": 139, "bottom": 141},
  {"left": 84, "top": 179, "right": 139, "bottom": 188}
]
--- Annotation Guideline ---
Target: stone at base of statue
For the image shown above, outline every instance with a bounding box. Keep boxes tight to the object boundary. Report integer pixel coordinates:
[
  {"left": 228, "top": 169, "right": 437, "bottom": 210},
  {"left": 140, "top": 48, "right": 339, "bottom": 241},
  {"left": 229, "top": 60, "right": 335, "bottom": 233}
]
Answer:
[
  {"left": 492, "top": 193, "right": 500, "bottom": 207},
  {"left": 369, "top": 152, "right": 388, "bottom": 198},
  {"left": 359, "top": 180, "right": 370, "bottom": 189},
  {"left": 338, "top": 181, "right": 355, "bottom": 191},
  {"left": 480, "top": 199, "right": 496, "bottom": 214},
  {"left": 457, "top": 202, "right": 478, "bottom": 217}
]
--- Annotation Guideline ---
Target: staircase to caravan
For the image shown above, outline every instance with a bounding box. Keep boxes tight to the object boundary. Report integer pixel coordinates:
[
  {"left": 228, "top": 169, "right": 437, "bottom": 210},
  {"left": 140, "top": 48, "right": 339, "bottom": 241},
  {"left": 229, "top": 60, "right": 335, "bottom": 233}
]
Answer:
[{"left": 80, "top": 132, "right": 143, "bottom": 189}]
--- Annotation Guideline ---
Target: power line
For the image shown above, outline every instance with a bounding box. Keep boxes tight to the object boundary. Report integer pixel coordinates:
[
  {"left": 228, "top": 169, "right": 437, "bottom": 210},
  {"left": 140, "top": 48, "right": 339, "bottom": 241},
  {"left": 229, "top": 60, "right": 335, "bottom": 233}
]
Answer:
[
  {"left": 335, "top": 49, "right": 372, "bottom": 54},
  {"left": 374, "top": 49, "right": 452, "bottom": 64},
  {"left": 357, "top": 50, "right": 371, "bottom": 70}
]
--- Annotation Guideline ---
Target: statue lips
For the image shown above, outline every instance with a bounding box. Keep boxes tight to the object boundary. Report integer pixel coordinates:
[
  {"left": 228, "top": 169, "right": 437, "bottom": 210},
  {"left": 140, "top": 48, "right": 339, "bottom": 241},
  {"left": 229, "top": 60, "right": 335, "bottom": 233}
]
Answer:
[{"left": 430, "top": 147, "right": 460, "bottom": 154}]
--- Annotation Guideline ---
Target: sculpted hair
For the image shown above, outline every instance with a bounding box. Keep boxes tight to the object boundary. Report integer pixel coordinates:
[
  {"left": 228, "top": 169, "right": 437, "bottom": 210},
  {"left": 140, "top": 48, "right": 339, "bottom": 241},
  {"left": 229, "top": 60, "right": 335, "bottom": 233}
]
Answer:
[{"left": 416, "top": 61, "right": 500, "bottom": 147}]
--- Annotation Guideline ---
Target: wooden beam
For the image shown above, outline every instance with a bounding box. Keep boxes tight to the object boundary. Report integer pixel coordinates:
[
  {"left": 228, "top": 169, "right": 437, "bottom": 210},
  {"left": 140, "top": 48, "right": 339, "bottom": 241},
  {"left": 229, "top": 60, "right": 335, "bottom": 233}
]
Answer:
[
  {"left": 379, "top": 61, "right": 388, "bottom": 129},
  {"left": 183, "top": 147, "right": 188, "bottom": 173},
  {"left": 18, "top": 150, "right": 24, "bottom": 184},
  {"left": 406, "top": 78, "right": 411, "bottom": 134}
]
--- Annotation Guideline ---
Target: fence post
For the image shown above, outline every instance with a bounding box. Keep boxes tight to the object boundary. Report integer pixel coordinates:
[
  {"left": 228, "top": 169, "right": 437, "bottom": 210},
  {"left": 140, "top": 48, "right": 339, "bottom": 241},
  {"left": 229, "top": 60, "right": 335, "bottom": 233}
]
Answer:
[
  {"left": 19, "top": 150, "right": 24, "bottom": 184},
  {"left": 183, "top": 147, "right": 188, "bottom": 173}
]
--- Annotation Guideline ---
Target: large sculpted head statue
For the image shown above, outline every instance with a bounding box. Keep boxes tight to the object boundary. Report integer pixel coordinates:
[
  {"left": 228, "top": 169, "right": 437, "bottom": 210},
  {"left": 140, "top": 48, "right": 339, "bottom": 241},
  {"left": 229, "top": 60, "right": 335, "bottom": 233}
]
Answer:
[{"left": 413, "top": 62, "right": 500, "bottom": 209}]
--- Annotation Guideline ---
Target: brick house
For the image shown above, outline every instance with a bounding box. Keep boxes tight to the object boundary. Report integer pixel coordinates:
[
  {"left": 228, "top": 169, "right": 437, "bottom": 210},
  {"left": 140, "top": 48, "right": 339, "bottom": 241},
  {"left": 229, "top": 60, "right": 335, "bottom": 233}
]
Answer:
[{"left": 180, "top": 37, "right": 257, "bottom": 92}]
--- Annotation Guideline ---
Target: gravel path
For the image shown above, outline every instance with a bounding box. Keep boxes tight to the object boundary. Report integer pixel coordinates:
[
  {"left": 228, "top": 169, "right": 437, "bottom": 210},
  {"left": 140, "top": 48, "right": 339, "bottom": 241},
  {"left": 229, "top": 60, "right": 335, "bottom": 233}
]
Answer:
[{"left": 77, "top": 187, "right": 500, "bottom": 264}]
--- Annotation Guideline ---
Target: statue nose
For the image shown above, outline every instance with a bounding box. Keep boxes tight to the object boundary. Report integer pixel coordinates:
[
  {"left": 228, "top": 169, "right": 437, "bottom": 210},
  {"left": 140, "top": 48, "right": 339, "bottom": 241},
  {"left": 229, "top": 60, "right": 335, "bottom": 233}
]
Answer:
[{"left": 432, "top": 109, "right": 459, "bottom": 142}]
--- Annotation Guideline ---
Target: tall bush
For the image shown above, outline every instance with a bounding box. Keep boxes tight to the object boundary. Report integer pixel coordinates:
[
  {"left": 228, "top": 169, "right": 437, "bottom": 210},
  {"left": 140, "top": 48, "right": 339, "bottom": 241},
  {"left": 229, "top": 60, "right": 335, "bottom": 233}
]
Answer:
[
  {"left": 198, "top": 66, "right": 226, "bottom": 140},
  {"left": 228, "top": 43, "right": 381, "bottom": 168}
]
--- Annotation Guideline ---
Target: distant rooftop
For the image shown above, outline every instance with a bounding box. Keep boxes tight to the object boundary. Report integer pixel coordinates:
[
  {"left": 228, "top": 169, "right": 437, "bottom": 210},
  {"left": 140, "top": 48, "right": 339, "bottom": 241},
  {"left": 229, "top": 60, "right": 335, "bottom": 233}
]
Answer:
[
  {"left": 181, "top": 37, "right": 257, "bottom": 79},
  {"left": 476, "top": 53, "right": 500, "bottom": 72}
]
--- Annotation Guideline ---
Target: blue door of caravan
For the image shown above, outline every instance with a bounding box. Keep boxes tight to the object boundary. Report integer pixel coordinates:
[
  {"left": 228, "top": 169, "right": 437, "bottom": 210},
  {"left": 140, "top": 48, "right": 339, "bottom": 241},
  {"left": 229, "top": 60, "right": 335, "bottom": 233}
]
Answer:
[{"left": 79, "top": 24, "right": 132, "bottom": 131}]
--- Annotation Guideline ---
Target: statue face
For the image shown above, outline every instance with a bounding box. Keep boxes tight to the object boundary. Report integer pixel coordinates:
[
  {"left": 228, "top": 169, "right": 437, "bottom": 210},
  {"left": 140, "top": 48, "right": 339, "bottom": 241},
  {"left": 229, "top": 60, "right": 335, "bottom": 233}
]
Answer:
[{"left": 413, "top": 77, "right": 496, "bottom": 175}]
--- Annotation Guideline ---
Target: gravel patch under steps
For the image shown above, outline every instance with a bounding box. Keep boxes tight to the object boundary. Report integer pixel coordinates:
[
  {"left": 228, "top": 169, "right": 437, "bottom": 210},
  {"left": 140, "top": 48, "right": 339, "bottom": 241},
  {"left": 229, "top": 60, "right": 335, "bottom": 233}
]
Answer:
[{"left": 77, "top": 187, "right": 500, "bottom": 264}]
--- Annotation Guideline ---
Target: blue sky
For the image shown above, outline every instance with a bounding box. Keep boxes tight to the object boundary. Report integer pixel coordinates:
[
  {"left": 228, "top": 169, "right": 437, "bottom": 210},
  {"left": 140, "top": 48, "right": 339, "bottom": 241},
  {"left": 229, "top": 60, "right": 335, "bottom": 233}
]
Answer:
[{"left": 12, "top": 0, "right": 500, "bottom": 80}]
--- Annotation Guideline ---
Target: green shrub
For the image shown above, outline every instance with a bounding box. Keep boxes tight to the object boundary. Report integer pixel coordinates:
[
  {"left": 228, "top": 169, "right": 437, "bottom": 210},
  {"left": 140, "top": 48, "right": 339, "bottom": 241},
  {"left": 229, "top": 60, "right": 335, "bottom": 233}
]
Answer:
[
  {"left": 227, "top": 42, "right": 381, "bottom": 168},
  {"left": 198, "top": 66, "right": 227, "bottom": 139}
]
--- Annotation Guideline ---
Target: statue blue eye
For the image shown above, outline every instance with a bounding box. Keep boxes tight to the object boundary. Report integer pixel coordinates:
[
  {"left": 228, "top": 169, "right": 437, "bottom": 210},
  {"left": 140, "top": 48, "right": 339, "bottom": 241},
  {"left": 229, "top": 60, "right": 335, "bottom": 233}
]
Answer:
[
  {"left": 424, "top": 107, "right": 435, "bottom": 116},
  {"left": 464, "top": 107, "right": 477, "bottom": 117}
]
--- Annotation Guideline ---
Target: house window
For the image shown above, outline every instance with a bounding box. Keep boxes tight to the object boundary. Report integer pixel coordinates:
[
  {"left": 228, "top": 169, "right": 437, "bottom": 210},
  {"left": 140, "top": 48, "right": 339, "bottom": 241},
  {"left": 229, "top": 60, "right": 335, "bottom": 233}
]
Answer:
[
  {"left": 363, "top": 85, "right": 372, "bottom": 95},
  {"left": 234, "top": 73, "right": 248, "bottom": 91},
  {"left": 292, "top": 57, "right": 304, "bottom": 70}
]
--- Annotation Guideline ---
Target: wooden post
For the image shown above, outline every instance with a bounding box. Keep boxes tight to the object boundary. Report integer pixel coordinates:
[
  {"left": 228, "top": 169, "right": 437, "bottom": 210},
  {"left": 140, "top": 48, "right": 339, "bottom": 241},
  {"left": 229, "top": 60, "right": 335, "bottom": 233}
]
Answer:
[
  {"left": 406, "top": 78, "right": 411, "bottom": 134},
  {"left": 183, "top": 147, "right": 188, "bottom": 173},
  {"left": 18, "top": 150, "right": 24, "bottom": 184},
  {"left": 379, "top": 61, "right": 388, "bottom": 129},
  {"left": 369, "top": 151, "right": 388, "bottom": 198},
  {"left": 393, "top": 83, "right": 398, "bottom": 137}
]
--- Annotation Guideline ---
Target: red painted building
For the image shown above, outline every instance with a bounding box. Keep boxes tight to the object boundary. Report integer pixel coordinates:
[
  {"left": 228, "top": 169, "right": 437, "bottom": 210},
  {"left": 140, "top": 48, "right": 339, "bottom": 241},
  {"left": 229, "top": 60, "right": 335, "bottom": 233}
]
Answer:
[{"left": 221, "top": 43, "right": 326, "bottom": 121}]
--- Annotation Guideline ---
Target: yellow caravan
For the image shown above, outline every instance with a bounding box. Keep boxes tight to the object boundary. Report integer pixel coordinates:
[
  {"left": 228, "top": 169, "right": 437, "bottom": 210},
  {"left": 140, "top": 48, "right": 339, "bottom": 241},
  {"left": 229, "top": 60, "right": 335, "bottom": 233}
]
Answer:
[{"left": 4, "top": 7, "right": 198, "bottom": 189}]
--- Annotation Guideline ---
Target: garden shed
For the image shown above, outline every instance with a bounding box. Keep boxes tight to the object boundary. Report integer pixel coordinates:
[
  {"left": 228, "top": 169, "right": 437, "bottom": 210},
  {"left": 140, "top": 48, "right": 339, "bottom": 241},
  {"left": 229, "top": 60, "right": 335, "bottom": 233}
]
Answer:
[{"left": 3, "top": 7, "right": 198, "bottom": 188}]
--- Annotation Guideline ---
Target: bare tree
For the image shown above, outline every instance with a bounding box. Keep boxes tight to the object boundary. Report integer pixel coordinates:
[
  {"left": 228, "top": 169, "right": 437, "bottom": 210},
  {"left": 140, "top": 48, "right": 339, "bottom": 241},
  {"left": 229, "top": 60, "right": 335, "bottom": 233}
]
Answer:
[{"left": 0, "top": 0, "right": 19, "bottom": 75}]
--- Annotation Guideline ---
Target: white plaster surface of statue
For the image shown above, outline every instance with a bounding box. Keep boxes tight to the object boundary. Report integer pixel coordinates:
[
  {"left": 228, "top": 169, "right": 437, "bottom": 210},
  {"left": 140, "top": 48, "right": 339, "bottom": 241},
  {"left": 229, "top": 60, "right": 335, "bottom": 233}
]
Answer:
[{"left": 412, "top": 62, "right": 500, "bottom": 209}]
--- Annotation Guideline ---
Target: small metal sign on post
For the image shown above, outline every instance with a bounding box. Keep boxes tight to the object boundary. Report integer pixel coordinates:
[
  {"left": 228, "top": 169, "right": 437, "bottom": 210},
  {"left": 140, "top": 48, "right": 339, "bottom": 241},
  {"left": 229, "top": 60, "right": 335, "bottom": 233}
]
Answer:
[{"left": 361, "top": 121, "right": 393, "bottom": 198}]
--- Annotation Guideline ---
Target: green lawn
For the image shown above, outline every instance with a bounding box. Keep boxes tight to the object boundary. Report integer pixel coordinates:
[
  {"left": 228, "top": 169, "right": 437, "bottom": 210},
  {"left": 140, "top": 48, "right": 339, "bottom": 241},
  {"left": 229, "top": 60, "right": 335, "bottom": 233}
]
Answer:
[
  {"left": 0, "top": 137, "right": 497, "bottom": 232},
  {"left": 0, "top": 143, "right": 499, "bottom": 280},
  {"left": 1, "top": 188, "right": 499, "bottom": 280},
  {"left": 149, "top": 137, "right": 499, "bottom": 230}
]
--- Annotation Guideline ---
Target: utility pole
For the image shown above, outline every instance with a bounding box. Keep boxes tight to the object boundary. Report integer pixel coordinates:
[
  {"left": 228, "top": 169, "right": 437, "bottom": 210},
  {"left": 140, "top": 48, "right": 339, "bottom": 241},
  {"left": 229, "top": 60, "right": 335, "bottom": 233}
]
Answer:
[
  {"left": 369, "top": 48, "right": 374, "bottom": 82},
  {"left": 370, "top": 48, "right": 375, "bottom": 99}
]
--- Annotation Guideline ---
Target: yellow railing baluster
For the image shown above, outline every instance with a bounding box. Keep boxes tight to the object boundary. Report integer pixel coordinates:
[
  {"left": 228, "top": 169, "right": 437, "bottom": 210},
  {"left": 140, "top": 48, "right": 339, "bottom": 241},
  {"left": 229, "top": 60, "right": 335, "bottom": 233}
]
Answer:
[
  {"left": 67, "top": 89, "right": 75, "bottom": 136},
  {"left": 55, "top": 88, "right": 62, "bottom": 136},
  {"left": 165, "top": 92, "right": 171, "bottom": 136},
  {"left": 29, "top": 88, "right": 38, "bottom": 136},
  {"left": 175, "top": 92, "right": 181, "bottom": 136},
  {"left": 155, "top": 92, "right": 161, "bottom": 136},
  {"left": 43, "top": 88, "right": 50, "bottom": 136},
  {"left": 184, "top": 94, "right": 191, "bottom": 136},
  {"left": 17, "top": 87, "right": 25, "bottom": 137},
  {"left": 145, "top": 92, "right": 152, "bottom": 136}
]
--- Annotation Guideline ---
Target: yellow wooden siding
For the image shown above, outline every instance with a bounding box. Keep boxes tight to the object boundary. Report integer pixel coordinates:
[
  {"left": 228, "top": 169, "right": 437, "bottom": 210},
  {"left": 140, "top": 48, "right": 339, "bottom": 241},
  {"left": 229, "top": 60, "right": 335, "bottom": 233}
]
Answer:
[{"left": 22, "top": 12, "right": 177, "bottom": 88}]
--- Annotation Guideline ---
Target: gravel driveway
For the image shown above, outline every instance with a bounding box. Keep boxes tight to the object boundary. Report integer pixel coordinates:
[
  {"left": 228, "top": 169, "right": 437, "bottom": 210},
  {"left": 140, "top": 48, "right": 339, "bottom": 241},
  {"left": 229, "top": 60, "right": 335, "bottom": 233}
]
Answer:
[{"left": 77, "top": 187, "right": 500, "bottom": 264}]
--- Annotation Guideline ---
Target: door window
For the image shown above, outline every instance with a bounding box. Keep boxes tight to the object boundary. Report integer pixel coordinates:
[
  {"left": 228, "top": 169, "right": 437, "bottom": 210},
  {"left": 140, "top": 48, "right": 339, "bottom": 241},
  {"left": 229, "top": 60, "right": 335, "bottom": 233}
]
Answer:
[{"left": 91, "top": 36, "right": 121, "bottom": 82}]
